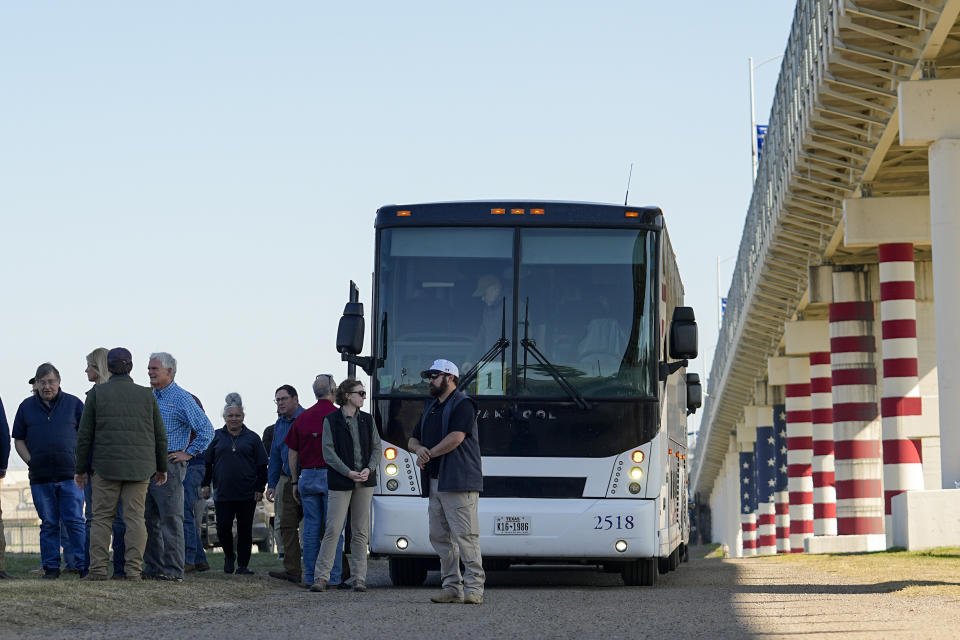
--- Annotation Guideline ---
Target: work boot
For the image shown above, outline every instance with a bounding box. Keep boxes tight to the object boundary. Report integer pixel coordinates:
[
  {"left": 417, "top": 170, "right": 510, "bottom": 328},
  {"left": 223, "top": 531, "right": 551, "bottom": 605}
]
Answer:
[
  {"left": 195, "top": 561, "right": 210, "bottom": 572},
  {"left": 430, "top": 590, "right": 463, "bottom": 603},
  {"left": 463, "top": 592, "right": 484, "bottom": 605},
  {"left": 268, "top": 570, "right": 299, "bottom": 584},
  {"left": 309, "top": 580, "right": 327, "bottom": 592},
  {"left": 42, "top": 568, "right": 61, "bottom": 580}
]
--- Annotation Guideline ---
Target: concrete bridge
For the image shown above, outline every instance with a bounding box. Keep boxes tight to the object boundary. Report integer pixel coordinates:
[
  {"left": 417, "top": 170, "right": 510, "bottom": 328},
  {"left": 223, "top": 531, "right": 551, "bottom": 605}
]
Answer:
[{"left": 691, "top": 0, "right": 960, "bottom": 556}]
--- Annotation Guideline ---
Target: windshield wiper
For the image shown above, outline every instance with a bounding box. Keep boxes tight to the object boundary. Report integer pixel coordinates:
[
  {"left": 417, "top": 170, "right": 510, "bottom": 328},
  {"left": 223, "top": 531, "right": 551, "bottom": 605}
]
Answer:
[
  {"left": 458, "top": 297, "right": 509, "bottom": 392},
  {"left": 520, "top": 297, "right": 591, "bottom": 410}
]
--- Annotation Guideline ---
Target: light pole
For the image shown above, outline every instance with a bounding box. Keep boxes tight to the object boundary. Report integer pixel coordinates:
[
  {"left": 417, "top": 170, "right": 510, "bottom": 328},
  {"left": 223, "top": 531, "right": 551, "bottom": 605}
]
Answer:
[{"left": 749, "top": 54, "right": 783, "bottom": 182}]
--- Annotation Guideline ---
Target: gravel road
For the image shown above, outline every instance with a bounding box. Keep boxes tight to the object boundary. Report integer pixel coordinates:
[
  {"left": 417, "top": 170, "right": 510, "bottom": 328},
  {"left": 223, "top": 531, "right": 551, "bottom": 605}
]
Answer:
[{"left": 6, "top": 551, "right": 959, "bottom": 639}]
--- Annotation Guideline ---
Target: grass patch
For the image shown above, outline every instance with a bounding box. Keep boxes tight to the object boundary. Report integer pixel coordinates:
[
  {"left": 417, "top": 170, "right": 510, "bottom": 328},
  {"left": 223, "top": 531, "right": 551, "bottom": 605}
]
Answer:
[
  {"left": 745, "top": 546, "right": 960, "bottom": 596},
  {"left": 697, "top": 543, "right": 723, "bottom": 559},
  {"left": 0, "top": 551, "right": 293, "bottom": 630}
]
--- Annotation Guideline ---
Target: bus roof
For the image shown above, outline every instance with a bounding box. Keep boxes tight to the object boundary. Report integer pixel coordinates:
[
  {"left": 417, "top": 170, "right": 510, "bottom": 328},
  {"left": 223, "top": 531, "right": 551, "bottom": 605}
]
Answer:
[{"left": 375, "top": 200, "right": 663, "bottom": 229}]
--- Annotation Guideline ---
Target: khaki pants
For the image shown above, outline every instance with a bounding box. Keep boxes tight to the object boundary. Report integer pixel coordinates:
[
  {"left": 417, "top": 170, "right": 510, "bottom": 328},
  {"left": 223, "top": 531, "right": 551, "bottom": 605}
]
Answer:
[
  {"left": 276, "top": 475, "right": 302, "bottom": 578},
  {"left": 0, "top": 488, "right": 6, "bottom": 572},
  {"left": 428, "top": 478, "right": 485, "bottom": 597},
  {"left": 315, "top": 484, "right": 373, "bottom": 585},
  {"left": 90, "top": 474, "right": 150, "bottom": 579}
]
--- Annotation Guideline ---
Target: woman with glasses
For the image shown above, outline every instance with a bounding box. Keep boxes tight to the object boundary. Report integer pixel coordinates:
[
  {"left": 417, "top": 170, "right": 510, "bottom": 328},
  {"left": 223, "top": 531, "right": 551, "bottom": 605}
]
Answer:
[
  {"left": 311, "top": 379, "right": 380, "bottom": 592},
  {"left": 202, "top": 393, "right": 268, "bottom": 575}
]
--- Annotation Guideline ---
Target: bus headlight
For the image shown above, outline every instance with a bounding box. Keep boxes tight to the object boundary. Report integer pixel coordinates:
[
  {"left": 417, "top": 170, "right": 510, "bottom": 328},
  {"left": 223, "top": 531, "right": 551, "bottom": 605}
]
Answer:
[
  {"left": 385, "top": 463, "right": 399, "bottom": 476},
  {"left": 629, "top": 482, "right": 641, "bottom": 494},
  {"left": 396, "top": 537, "right": 409, "bottom": 550},
  {"left": 386, "top": 479, "right": 399, "bottom": 491},
  {"left": 615, "top": 540, "right": 628, "bottom": 553},
  {"left": 632, "top": 450, "right": 645, "bottom": 463},
  {"left": 629, "top": 467, "right": 643, "bottom": 480}
]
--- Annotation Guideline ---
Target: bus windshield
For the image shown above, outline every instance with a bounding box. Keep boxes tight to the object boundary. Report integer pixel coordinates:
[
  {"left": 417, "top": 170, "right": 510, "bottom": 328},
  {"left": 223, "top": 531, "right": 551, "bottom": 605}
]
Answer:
[{"left": 376, "top": 226, "right": 656, "bottom": 398}]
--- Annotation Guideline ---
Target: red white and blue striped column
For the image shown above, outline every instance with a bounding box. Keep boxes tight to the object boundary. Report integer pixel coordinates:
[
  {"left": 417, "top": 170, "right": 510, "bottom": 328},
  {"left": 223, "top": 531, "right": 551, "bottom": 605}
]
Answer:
[
  {"left": 754, "top": 406, "right": 778, "bottom": 555},
  {"left": 739, "top": 439, "right": 758, "bottom": 556},
  {"left": 773, "top": 403, "right": 791, "bottom": 553},
  {"left": 810, "top": 351, "right": 837, "bottom": 536},
  {"left": 878, "top": 243, "right": 924, "bottom": 540},
  {"left": 786, "top": 358, "right": 814, "bottom": 552},
  {"left": 830, "top": 270, "right": 885, "bottom": 541}
]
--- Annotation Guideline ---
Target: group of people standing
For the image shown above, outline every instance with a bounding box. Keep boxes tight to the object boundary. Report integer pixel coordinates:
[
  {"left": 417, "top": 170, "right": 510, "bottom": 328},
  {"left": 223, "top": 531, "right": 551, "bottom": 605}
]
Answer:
[{"left": 0, "top": 352, "right": 486, "bottom": 604}]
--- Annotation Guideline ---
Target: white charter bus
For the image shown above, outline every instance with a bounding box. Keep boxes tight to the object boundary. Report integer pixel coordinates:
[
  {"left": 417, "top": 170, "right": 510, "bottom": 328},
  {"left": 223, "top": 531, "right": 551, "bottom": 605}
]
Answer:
[{"left": 336, "top": 201, "right": 700, "bottom": 586}]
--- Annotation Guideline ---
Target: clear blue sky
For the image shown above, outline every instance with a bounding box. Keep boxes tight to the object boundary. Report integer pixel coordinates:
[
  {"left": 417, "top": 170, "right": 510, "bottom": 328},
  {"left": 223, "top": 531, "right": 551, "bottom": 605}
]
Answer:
[{"left": 0, "top": 1, "right": 796, "bottom": 468}]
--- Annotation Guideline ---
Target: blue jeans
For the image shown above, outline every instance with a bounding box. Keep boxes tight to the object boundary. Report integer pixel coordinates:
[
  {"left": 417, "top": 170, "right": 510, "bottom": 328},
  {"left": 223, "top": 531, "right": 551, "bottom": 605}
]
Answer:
[
  {"left": 32, "top": 480, "right": 87, "bottom": 571},
  {"left": 299, "top": 468, "right": 344, "bottom": 586},
  {"left": 183, "top": 464, "right": 208, "bottom": 565}
]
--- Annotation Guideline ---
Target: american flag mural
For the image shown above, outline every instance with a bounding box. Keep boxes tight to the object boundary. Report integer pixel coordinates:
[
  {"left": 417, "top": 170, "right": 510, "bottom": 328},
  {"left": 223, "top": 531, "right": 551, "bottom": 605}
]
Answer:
[
  {"left": 755, "top": 411, "right": 778, "bottom": 555},
  {"left": 774, "top": 403, "right": 791, "bottom": 552},
  {"left": 740, "top": 450, "right": 758, "bottom": 555}
]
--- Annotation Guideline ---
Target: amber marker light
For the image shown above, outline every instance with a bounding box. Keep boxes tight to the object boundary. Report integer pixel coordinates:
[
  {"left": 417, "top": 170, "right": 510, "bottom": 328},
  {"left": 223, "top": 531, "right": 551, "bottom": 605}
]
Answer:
[
  {"left": 625, "top": 211, "right": 640, "bottom": 218},
  {"left": 384, "top": 447, "right": 397, "bottom": 460},
  {"left": 631, "top": 450, "right": 645, "bottom": 463},
  {"left": 511, "top": 208, "right": 525, "bottom": 215},
  {"left": 491, "top": 208, "right": 506, "bottom": 215},
  {"left": 397, "top": 210, "right": 411, "bottom": 217},
  {"left": 530, "top": 208, "right": 544, "bottom": 215}
]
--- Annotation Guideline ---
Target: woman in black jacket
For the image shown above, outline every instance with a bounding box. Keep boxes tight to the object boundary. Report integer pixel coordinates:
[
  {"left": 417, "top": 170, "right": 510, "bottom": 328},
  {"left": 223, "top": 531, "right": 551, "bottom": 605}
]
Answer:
[
  {"left": 310, "top": 379, "right": 380, "bottom": 592},
  {"left": 202, "top": 393, "right": 268, "bottom": 575}
]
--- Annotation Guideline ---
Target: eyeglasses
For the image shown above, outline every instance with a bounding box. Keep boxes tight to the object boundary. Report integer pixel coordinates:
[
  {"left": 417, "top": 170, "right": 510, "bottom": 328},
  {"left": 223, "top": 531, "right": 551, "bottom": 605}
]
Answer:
[
  {"left": 274, "top": 396, "right": 292, "bottom": 404},
  {"left": 423, "top": 372, "right": 444, "bottom": 380},
  {"left": 348, "top": 390, "right": 367, "bottom": 397}
]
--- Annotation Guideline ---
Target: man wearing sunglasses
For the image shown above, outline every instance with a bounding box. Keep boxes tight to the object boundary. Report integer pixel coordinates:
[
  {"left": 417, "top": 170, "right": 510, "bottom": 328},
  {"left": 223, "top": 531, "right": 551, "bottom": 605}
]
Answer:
[{"left": 409, "top": 359, "right": 485, "bottom": 605}]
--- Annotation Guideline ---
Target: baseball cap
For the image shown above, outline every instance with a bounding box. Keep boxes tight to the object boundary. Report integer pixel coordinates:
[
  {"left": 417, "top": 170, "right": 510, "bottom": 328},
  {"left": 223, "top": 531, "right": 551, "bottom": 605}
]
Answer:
[
  {"left": 107, "top": 347, "right": 133, "bottom": 369},
  {"left": 421, "top": 359, "right": 459, "bottom": 379}
]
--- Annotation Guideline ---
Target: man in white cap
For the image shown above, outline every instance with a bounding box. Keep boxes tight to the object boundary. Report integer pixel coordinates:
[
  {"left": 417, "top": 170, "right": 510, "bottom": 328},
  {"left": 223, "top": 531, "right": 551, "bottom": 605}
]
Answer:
[{"left": 408, "top": 359, "right": 485, "bottom": 604}]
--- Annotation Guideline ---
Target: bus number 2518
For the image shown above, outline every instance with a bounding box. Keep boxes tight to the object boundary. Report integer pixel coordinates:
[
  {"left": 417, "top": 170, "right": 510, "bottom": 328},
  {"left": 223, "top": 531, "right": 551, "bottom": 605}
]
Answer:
[{"left": 594, "top": 515, "right": 634, "bottom": 530}]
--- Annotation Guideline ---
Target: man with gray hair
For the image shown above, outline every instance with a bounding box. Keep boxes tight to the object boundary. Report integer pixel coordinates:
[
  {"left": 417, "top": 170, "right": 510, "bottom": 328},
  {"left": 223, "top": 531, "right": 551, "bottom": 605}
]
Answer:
[
  {"left": 284, "top": 374, "right": 346, "bottom": 588},
  {"left": 76, "top": 348, "right": 167, "bottom": 580},
  {"left": 144, "top": 352, "right": 214, "bottom": 581}
]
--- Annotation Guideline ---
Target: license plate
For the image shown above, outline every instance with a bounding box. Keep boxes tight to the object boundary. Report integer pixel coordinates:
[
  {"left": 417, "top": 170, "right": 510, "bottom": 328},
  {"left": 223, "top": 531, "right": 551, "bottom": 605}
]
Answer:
[{"left": 494, "top": 515, "right": 531, "bottom": 535}]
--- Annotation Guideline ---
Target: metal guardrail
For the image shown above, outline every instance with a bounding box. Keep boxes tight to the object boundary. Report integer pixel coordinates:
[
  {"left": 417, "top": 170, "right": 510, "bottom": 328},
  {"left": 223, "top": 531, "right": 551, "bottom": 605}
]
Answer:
[{"left": 3, "top": 522, "right": 41, "bottom": 553}]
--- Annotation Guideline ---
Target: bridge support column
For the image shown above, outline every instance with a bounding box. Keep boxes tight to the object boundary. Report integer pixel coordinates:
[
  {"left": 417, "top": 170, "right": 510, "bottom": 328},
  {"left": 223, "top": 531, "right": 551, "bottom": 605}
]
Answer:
[
  {"left": 810, "top": 351, "right": 837, "bottom": 537},
  {"left": 767, "top": 359, "right": 792, "bottom": 553},
  {"left": 824, "top": 270, "right": 885, "bottom": 552},
  {"left": 900, "top": 79, "right": 960, "bottom": 488},
  {"left": 878, "top": 243, "right": 925, "bottom": 546},
  {"left": 786, "top": 358, "right": 813, "bottom": 553},
  {"left": 751, "top": 406, "right": 778, "bottom": 555},
  {"left": 785, "top": 321, "right": 837, "bottom": 544},
  {"left": 738, "top": 420, "right": 758, "bottom": 556}
]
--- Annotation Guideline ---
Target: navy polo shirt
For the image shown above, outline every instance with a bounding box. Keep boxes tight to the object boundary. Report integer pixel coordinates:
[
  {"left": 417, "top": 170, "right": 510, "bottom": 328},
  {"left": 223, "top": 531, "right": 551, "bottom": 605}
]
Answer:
[{"left": 12, "top": 391, "right": 84, "bottom": 484}]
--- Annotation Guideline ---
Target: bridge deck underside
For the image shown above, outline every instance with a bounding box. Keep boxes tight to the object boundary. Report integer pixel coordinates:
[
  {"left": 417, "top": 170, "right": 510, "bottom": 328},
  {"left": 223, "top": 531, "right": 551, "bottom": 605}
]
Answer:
[{"left": 692, "top": 0, "right": 960, "bottom": 498}]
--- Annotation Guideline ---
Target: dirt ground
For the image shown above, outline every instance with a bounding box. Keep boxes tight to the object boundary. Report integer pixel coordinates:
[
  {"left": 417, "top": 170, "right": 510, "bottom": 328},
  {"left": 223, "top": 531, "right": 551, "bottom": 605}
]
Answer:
[{"left": 2, "top": 547, "right": 959, "bottom": 639}]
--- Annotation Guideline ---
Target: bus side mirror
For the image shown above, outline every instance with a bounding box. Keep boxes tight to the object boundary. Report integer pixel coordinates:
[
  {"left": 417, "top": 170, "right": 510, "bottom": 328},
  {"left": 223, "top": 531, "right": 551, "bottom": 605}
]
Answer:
[
  {"left": 669, "top": 307, "right": 698, "bottom": 360},
  {"left": 686, "top": 373, "right": 702, "bottom": 415},
  {"left": 336, "top": 302, "right": 365, "bottom": 355}
]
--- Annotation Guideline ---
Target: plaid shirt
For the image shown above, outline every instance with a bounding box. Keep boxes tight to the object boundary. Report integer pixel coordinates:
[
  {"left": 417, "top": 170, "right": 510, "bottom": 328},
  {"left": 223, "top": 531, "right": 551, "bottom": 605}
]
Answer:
[{"left": 153, "top": 381, "right": 214, "bottom": 456}]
